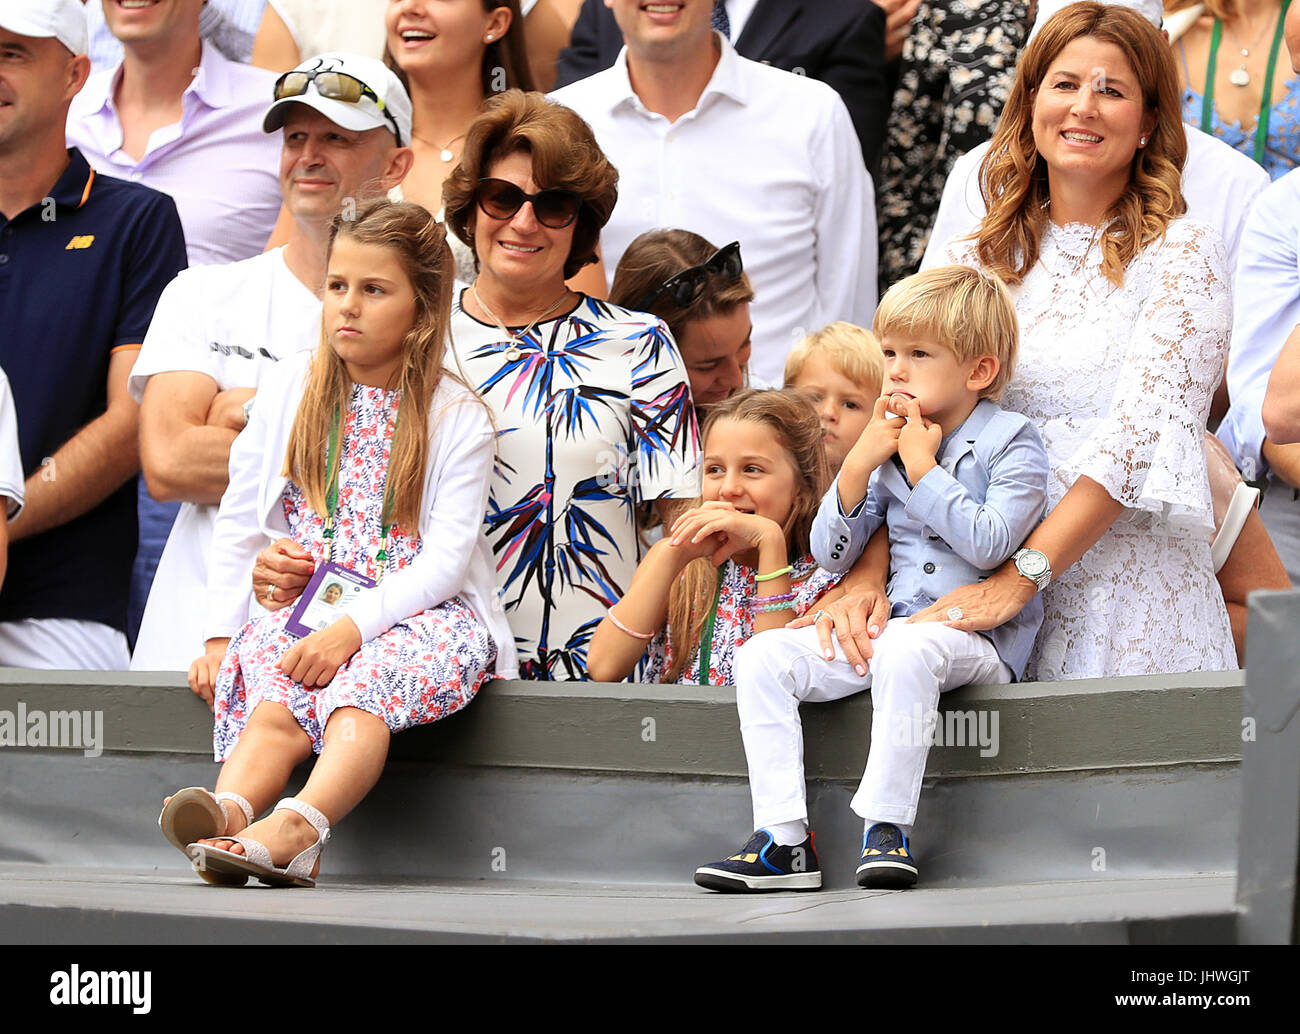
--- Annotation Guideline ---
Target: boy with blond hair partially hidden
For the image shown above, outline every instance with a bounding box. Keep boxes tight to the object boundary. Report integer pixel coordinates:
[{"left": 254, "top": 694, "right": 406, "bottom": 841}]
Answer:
[
  {"left": 695, "top": 266, "right": 1051, "bottom": 892},
  {"left": 785, "top": 322, "right": 884, "bottom": 474}
]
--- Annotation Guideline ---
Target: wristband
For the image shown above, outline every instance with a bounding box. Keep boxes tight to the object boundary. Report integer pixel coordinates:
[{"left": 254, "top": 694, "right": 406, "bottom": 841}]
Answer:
[
  {"left": 754, "top": 565, "right": 793, "bottom": 583},
  {"left": 755, "top": 601, "right": 796, "bottom": 613},
  {"left": 749, "top": 591, "right": 796, "bottom": 608},
  {"left": 607, "top": 607, "right": 654, "bottom": 641}
]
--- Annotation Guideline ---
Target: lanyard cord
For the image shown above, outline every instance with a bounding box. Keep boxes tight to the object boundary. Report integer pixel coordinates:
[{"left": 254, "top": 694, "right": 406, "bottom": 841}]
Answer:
[
  {"left": 1202, "top": 2, "right": 1292, "bottom": 166},
  {"left": 323, "top": 399, "right": 402, "bottom": 582},
  {"left": 696, "top": 566, "right": 725, "bottom": 686}
]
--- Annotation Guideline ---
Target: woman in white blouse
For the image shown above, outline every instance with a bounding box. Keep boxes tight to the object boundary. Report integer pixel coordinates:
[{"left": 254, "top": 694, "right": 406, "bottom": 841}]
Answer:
[{"left": 819, "top": 3, "right": 1238, "bottom": 680}]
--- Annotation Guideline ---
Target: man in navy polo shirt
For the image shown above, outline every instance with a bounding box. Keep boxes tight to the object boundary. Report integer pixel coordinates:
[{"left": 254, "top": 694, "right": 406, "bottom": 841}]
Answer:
[{"left": 0, "top": 0, "right": 187, "bottom": 669}]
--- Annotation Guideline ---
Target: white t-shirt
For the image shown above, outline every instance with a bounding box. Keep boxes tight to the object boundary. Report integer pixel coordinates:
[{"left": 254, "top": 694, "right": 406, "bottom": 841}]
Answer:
[
  {"left": 129, "top": 248, "right": 321, "bottom": 671},
  {"left": 0, "top": 367, "right": 24, "bottom": 520}
]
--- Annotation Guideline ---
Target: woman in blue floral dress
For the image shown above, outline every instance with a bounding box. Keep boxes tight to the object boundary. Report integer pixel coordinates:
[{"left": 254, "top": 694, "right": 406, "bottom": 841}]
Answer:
[{"left": 440, "top": 91, "right": 702, "bottom": 680}]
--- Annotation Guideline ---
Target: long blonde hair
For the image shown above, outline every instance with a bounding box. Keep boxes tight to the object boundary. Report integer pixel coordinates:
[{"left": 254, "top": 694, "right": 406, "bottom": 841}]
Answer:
[
  {"left": 976, "top": 2, "right": 1187, "bottom": 287},
  {"left": 662, "top": 390, "right": 829, "bottom": 683},
  {"left": 283, "top": 199, "right": 455, "bottom": 533}
]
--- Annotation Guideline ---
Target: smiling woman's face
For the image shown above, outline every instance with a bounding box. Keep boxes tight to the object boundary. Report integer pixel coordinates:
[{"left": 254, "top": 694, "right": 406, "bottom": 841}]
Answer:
[
  {"left": 1031, "top": 35, "right": 1156, "bottom": 209},
  {"left": 469, "top": 149, "right": 576, "bottom": 295}
]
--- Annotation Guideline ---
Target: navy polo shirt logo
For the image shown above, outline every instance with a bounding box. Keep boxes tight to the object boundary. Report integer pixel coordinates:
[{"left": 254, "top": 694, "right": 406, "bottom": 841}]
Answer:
[{"left": 65, "top": 235, "right": 95, "bottom": 250}]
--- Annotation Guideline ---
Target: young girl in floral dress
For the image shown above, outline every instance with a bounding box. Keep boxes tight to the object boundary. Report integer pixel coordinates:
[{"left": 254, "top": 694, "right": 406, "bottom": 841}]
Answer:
[
  {"left": 587, "top": 390, "right": 842, "bottom": 686},
  {"left": 157, "top": 200, "right": 515, "bottom": 887}
]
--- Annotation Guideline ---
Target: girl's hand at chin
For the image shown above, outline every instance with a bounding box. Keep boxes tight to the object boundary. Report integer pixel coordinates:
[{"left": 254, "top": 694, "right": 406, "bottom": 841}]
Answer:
[
  {"left": 279, "top": 617, "right": 363, "bottom": 688},
  {"left": 669, "top": 504, "right": 784, "bottom": 567}
]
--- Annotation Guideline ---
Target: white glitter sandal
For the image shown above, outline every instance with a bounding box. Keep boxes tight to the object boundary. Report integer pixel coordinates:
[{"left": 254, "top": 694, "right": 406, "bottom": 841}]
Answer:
[
  {"left": 158, "top": 787, "right": 255, "bottom": 886},
  {"left": 188, "top": 797, "right": 331, "bottom": 888}
]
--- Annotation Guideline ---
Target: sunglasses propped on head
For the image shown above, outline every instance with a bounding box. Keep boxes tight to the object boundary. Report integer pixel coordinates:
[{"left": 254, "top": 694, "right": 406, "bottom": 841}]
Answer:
[
  {"left": 634, "top": 241, "right": 744, "bottom": 311},
  {"left": 273, "top": 68, "right": 404, "bottom": 146}
]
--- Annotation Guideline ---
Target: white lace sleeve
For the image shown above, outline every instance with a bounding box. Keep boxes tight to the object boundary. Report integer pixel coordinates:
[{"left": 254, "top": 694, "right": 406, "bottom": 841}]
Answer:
[{"left": 1063, "top": 221, "right": 1230, "bottom": 533}]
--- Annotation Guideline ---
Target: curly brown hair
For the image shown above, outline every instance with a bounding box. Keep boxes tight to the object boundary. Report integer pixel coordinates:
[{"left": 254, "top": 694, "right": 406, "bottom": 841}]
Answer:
[
  {"left": 442, "top": 90, "right": 618, "bottom": 280},
  {"left": 975, "top": 2, "right": 1186, "bottom": 287}
]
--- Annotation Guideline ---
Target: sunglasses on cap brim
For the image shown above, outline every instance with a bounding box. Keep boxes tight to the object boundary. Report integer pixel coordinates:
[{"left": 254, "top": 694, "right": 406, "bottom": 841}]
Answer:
[
  {"left": 273, "top": 69, "right": 403, "bottom": 146},
  {"left": 473, "top": 178, "right": 583, "bottom": 230},
  {"left": 633, "top": 241, "right": 744, "bottom": 311}
]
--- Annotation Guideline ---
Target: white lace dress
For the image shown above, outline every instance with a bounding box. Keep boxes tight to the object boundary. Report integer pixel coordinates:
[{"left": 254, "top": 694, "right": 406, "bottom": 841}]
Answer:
[{"left": 947, "top": 218, "right": 1237, "bottom": 679}]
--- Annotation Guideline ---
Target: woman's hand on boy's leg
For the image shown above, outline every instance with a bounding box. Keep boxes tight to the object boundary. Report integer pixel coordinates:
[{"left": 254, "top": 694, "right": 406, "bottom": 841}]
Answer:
[
  {"left": 187, "top": 637, "right": 231, "bottom": 711},
  {"left": 280, "top": 618, "right": 363, "bottom": 688},
  {"left": 787, "top": 587, "right": 891, "bottom": 676},
  {"left": 254, "top": 538, "right": 315, "bottom": 611}
]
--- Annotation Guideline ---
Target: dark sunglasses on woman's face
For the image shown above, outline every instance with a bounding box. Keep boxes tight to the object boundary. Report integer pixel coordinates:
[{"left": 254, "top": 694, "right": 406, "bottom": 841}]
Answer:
[
  {"left": 634, "top": 241, "right": 744, "bottom": 311},
  {"left": 474, "top": 178, "right": 583, "bottom": 229}
]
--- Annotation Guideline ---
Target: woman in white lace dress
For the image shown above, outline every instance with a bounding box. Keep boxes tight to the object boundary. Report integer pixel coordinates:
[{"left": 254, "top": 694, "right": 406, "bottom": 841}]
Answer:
[{"left": 912, "top": 2, "right": 1237, "bottom": 679}]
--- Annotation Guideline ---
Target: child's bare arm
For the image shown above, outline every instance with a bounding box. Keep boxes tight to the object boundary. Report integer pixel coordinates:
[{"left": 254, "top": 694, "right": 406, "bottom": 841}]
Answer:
[{"left": 587, "top": 535, "right": 708, "bottom": 683}]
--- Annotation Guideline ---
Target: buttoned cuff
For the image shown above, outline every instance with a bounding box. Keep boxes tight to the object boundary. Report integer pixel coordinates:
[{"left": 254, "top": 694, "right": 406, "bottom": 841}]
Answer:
[{"left": 833, "top": 472, "right": 868, "bottom": 520}]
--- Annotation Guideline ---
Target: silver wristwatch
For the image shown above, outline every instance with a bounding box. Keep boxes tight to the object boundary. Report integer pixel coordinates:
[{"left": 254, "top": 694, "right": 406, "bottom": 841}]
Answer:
[{"left": 1012, "top": 548, "right": 1051, "bottom": 591}]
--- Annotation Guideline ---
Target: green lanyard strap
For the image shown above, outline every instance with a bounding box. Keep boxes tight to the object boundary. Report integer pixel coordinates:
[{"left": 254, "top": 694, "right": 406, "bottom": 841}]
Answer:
[
  {"left": 1202, "top": 2, "right": 1292, "bottom": 167},
  {"left": 696, "top": 566, "right": 725, "bottom": 686},
  {"left": 322, "top": 399, "right": 401, "bottom": 580}
]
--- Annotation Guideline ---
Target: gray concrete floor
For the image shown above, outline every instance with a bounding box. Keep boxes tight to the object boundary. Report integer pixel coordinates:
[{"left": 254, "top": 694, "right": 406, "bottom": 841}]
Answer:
[{"left": 0, "top": 863, "right": 1237, "bottom": 944}]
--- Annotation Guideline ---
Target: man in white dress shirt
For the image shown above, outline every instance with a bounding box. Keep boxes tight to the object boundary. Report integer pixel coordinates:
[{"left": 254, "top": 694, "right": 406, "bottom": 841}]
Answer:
[
  {"left": 129, "top": 53, "right": 413, "bottom": 671},
  {"left": 551, "top": 0, "right": 876, "bottom": 387}
]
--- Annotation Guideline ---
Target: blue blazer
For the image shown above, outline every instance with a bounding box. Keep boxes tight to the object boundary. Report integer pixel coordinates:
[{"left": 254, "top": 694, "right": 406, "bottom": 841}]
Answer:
[{"left": 811, "top": 400, "right": 1050, "bottom": 679}]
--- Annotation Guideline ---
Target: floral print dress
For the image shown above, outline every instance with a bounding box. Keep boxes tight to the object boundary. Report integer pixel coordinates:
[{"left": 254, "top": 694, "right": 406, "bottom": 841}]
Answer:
[
  {"left": 212, "top": 384, "right": 496, "bottom": 759},
  {"left": 448, "top": 294, "right": 701, "bottom": 681},
  {"left": 641, "top": 556, "right": 843, "bottom": 686}
]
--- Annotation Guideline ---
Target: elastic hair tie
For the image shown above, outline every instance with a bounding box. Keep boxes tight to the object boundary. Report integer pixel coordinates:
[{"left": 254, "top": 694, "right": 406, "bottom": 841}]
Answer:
[{"left": 754, "top": 565, "right": 793, "bottom": 583}]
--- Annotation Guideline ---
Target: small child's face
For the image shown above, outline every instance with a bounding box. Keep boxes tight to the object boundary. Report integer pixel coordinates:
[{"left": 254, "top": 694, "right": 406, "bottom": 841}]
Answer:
[
  {"left": 880, "top": 333, "right": 985, "bottom": 431},
  {"left": 701, "top": 417, "right": 800, "bottom": 531},
  {"left": 789, "top": 353, "right": 875, "bottom": 472}
]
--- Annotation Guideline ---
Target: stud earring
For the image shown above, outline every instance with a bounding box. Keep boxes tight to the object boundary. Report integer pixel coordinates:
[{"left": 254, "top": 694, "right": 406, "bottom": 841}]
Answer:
[
  {"left": 485, "top": 34, "right": 494, "bottom": 41},
  {"left": 1139, "top": 136, "right": 1148, "bottom": 146}
]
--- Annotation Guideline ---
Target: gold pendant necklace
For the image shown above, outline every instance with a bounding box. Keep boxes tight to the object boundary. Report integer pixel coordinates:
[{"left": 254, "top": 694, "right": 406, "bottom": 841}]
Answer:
[{"left": 471, "top": 283, "right": 573, "bottom": 362}]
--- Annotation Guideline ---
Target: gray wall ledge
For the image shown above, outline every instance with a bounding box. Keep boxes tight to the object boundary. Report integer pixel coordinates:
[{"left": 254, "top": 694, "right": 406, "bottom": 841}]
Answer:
[{"left": 0, "top": 667, "right": 1246, "bottom": 780}]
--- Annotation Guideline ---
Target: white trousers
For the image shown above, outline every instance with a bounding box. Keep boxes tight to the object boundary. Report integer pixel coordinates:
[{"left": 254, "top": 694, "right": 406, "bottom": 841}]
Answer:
[
  {"left": 0, "top": 618, "right": 131, "bottom": 670},
  {"left": 733, "top": 618, "right": 1010, "bottom": 830}
]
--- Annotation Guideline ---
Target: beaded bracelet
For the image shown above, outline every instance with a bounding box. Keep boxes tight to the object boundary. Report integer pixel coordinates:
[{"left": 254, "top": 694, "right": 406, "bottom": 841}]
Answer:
[
  {"left": 755, "top": 601, "right": 796, "bottom": 613},
  {"left": 607, "top": 607, "right": 654, "bottom": 641},
  {"left": 754, "top": 565, "right": 793, "bottom": 583},
  {"left": 749, "top": 591, "right": 796, "bottom": 608}
]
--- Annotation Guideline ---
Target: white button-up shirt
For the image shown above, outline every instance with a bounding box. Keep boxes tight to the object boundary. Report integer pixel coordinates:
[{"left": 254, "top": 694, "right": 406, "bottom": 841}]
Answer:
[
  {"left": 552, "top": 34, "right": 877, "bottom": 387},
  {"left": 67, "top": 41, "right": 282, "bottom": 268},
  {"left": 1218, "top": 168, "right": 1300, "bottom": 480}
]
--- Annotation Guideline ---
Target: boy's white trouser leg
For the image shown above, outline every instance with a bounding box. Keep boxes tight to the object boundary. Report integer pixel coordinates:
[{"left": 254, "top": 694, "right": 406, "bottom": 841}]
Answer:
[
  {"left": 733, "top": 619, "right": 1009, "bottom": 832},
  {"left": 733, "top": 624, "right": 873, "bottom": 831},
  {"left": 847, "top": 619, "right": 1009, "bottom": 827}
]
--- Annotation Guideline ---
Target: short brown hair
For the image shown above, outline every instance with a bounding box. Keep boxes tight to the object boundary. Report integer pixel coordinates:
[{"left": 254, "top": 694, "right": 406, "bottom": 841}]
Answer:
[
  {"left": 609, "top": 229, "right": 755, "bottom": 341},
  {"left": 443, "top": 90, "right": 618, "bottom": 280},
  {"left": 873, "top": 265, "right": 1019, "bottom": 400}
]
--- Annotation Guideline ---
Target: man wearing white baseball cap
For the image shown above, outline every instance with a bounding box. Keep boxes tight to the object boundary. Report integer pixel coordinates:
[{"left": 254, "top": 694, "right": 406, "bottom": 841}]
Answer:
[
  {"left": 0, "top": 0, "right": 87, "bottom": 54},
  {"left": 129, "top": 52, "right": 414, "bottom": 678},
  {"left": 922, "top": 0, "right": 1270, "bottom": 283},
  {"left": 0, "top": 0, "right": 189, "bottom": 669}
]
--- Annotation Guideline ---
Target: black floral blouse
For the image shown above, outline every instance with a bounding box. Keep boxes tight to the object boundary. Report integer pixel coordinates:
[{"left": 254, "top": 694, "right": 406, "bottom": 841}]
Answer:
[{"left": 876, "top": 0, "right": 1032, "bottom": 294}]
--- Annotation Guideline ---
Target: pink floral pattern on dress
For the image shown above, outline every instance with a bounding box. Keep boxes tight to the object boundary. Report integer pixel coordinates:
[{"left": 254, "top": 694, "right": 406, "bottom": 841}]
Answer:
[
  {"left": 640, "top": 555, "right": 842, "bottom": 686},
  {"left": 213, "top": 384, "right": 496, "bottom": 760}
]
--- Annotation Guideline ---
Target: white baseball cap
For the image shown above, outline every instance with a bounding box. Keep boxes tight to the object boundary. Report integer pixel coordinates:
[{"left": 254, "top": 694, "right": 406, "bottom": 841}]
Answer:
[
  {"left": 0, "top": 0, "right": 88, "bottom": 55},
  {"left": 263, "top": 53, "right": 413, "bottom": 148},
  {"left": 1029, "top": 0, "right": 1164, "bottom": 44}
]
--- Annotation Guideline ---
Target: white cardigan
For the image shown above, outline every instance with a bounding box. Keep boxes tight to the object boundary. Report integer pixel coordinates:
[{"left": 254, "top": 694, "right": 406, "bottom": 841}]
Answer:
[{"left": 205, "top": 350, "right": 518, "bottom": 679}]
